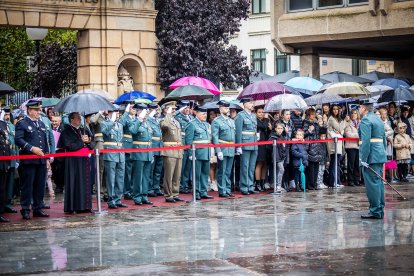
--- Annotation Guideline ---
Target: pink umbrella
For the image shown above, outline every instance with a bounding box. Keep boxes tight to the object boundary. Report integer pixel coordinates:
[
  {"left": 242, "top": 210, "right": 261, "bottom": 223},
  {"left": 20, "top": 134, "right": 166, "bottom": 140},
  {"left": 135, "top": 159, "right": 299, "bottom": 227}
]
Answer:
[{"left": 169, "top": 76, "right": 221, "bottom": 95}]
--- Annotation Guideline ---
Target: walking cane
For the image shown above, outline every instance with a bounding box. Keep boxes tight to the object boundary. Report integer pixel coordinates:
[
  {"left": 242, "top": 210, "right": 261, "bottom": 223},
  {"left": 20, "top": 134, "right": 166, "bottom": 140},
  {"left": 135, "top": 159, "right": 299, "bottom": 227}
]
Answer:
[{"left": 361, "top": 161, "right": 407, "bottom": 200}]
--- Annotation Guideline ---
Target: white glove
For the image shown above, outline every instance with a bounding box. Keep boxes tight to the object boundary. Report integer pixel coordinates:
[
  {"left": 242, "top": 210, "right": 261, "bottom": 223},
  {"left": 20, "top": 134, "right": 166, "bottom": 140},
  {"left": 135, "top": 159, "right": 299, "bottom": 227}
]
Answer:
[
  {"left": 110, "top": 112, "right": 117, "bottom": 122},
  {"left": 361, "top": 161, "right": 369, "bottom": 168},
  {"left": 217, "top": 152, "right": 224, "bottom": 161},
  {"left": 179, "top": 106, "right": 186, "bottom": 112},
  {"left": 15, "top": 162, "right": 19, "bottom": 169},
  {"left": 125, "top": 104, "right": 131, "bottom": 113},
  {"left": 149, "top": 110, "right": 156, "bottom": 118},
  {"left": 167, "top": 107, "right": 173, "bottom": 114},
  {"left": 50, "top": 157, "right": 54, "bottom": 163},
  {"left": 189, "top": 155, "right": 196, "bottom": 161},
  {"left": 236, "top": 147, "right": 242, "bottom": 155},
  {"left": 0, "top": 111, "right": 4, "bottom": 121},
  {"left": 138, "top": 109, "right": 147, "bottom": 120},
  {"left": 99, "top": 110, "right": 104, "bottom": 115}
]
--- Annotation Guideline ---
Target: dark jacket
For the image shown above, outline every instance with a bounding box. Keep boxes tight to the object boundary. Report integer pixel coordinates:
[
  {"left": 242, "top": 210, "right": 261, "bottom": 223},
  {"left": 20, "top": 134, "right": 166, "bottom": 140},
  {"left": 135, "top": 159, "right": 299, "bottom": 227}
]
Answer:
[
  {"left": 257, "top": 118, "right": 271, "bottom": 141},
  {"left": 0, "top": 121, "right": 11, "bottom": 171},
  {"left": 291, "top": 143, "right": 308, "bottom": 168},
  {"left": 268, "top": 132, "right": 288, "bottom": 163},
  {"left": 290, "top": 112, "right": 303, "bottom": 133},
  {"left": 277, "top": 119, "right": 295, "bottom": 140},
  {"left": 319, "top": 141, "right": 329, "bottom": 163},
  {"left": 302, "top": 119, "right": 320, "bottom": 139}
]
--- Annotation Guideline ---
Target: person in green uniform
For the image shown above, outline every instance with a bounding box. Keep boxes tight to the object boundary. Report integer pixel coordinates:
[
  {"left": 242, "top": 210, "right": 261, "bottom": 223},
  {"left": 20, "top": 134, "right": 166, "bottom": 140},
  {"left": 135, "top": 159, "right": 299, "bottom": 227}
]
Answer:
[
  {"left": 235, "top": 98, "right": 259, "bottom": 195},
  {"left": 211, "top": 101, "right": 236, "bottom": 198},
  {"left": 147, "top": 103, "right": 164, "bottom": 197},
  {"left": 185, "top": 106, "right": 213, "bottom": 200},
  {"left": 358, "top": 100, "right": 387, "bottom": 219},
  {"left": 175, "top": 100, "right": 192, "bottom": 193},
  {"left": 129, "top": 103, "right": 154, "bottom": 205},
  {"left": 101, "top": 107, "right": 127, "bottom": 209}
]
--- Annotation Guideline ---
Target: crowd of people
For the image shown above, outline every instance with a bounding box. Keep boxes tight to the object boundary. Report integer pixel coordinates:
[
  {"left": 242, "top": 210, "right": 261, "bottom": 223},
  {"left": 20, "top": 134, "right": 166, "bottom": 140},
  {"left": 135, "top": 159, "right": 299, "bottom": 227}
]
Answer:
[{"left": 0, "top": 97, "right": 411, "bottom": 222}]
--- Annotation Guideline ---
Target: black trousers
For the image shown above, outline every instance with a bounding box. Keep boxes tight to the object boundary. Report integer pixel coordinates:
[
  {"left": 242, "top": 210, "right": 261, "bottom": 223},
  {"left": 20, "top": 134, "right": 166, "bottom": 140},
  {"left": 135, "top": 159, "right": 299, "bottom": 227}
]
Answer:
[
  {"left": 18, "top": 164, "right": 47, "bottom": 210},
  {"left": 346, "top": 148, "right": 360, "bottom": 185},
  {"left": 397, "top": 163, "right": 408, "bottom": 180},
  {"left": 306, "top": 161, "right": 319, "bottom": 189},
  {"left": 0, "top": 169, "right": 6, "bottom": 214}
]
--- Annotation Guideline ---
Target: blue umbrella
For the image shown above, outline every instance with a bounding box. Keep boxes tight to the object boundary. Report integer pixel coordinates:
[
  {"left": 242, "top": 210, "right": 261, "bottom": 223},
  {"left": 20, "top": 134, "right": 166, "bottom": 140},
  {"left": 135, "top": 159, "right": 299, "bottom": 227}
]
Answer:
[
  {"left": 285, "top": 77, "right": 323, "bottom": 92},
  {"left": 299, "top": 159, "right": 306, "bottom": 192},
  {"left": 373, "top": 78, "right": 410, "bottom": 90},
  {"left": 114, "top": 90, "right": 156, "bottom": 104}
]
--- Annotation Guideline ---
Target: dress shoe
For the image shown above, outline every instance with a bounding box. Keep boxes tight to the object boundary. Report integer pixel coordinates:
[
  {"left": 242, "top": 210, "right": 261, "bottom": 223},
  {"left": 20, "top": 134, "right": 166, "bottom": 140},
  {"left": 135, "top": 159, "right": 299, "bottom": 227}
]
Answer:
[
  {"left": 219, "top": 194, "right": 229, "bottom": 198},
  {"left": 241, "top": 191, "right": 249, "bottom": 195},
  {"left": 33, "top": 210, "right": 49, "bottom": 217},
  {"left": 0, "top": 216, "right": 10, "bottom": 223},
  {"left": 180, "top": 190, "right": 191, "bottom": 194},
  {"left": 134, "top": 201, "right": 143, "bottom": 206},
  {"left": 142, "top": 200, "right": 153, "bottom": 205},
  {"left": 5, "top": 206, "right": 17, "bottom": 213},
  {"left": 108, "top": 204, "right": 118, "bottom": 209},
  {"left": 402, "top": 178, "right": 409, "bottom": 183},
  {"left": 173, "top": 197, "right": 185, "bottom": 202},
  {"left": 227, "top": 193, "right": 235, "bottom": 197},
  {"left": 124, "top": 194, "right": 133, "bottom": 200},
  {"left": 156, "top": 191, "right": 165, "bottom": 196},
  {"left": 348, "top": 183, "right": 355, "bottom": 187},
  {"left": 165, "top": 198, "right": 176, "bottom": 203},
  {"left": 41, "top": 205, "right": 51, "bottom": 209},
  {"left": 361, "top": 213, "right": 382, "bottom": 219},
  {"left": 201, "top": 195, "right": 214, "bottom": 199},
  {"left": 147, "top": 193, "right": 157, "bottom": 197},
  {"left": 20, "top": 210, "right": 31, "bottom": 220},
  {"left": 116, "top": 203, "right": 128, "bottom": 208},
  {"left": 196, "top": 195, "right": 201, "bottom": 200}
]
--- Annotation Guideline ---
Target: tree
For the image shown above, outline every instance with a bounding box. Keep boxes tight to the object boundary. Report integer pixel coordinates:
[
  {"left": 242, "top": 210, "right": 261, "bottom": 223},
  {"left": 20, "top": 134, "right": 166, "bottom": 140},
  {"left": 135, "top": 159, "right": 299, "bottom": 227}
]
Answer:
[{"left": 155, "top": 0, "right": 251, "bottom": 92}]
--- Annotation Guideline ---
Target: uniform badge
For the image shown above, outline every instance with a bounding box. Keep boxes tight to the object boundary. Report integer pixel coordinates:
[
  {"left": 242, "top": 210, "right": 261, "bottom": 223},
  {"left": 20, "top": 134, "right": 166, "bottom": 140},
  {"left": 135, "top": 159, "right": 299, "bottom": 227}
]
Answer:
[{"left": 28, "top": 126, "right": 32, "bottom": 131}]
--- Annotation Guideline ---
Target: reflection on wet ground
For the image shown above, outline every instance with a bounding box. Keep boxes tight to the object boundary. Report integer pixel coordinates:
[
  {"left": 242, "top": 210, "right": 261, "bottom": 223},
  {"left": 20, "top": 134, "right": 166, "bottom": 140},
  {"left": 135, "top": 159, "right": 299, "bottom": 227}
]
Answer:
[{"left": 1, "top": 185, "right": 413, "bottom": 275}]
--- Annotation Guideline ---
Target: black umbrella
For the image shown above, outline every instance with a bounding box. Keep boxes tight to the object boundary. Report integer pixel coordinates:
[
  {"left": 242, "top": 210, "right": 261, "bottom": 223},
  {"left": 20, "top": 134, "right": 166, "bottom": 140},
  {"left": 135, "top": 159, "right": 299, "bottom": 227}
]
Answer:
[
  {"left": 377, "top": 87, "right": 414, "bottom": 103},
  {"left": 54, "top": 92, "right": 115, "bottom": 114},
  {"left": 159, "top": 85, "right": 213, "bottom": 106},
  {"left": 0, "top": 81, "right": 16, "bottom": 96},
  {"left": 321, "top": 71, "right": 372, "bottom": 84},
  {"left": 200, "top": 101, "right": 242, "bottom": 111}
]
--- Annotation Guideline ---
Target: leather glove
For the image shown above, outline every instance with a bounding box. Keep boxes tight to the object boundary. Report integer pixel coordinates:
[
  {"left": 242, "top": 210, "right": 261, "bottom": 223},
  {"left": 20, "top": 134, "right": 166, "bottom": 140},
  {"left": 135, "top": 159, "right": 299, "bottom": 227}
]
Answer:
[
  {"left": 217, "top": 152, "right": 224, "bottom": 161},
  {"left": 167, "top": 107, "right": 173, "bottom": 114},
  {"left": 236, "top": 147, "right": 242, "bottom": 155},
  {"left": 361, "top": 161, "right": 369, "bottom": 168},
  {"left": 125, "top": 104, "right": 131, "bottom": 113},
  {"left": 149, "top": 110, "right": 156, "bottom": 118}
]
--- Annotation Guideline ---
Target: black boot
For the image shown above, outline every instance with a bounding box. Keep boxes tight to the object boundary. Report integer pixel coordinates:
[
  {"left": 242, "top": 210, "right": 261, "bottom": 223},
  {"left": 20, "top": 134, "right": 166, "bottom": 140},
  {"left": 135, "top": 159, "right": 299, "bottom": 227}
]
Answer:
[
  {"left": 296, "top": 183, "right": 303, "bottom": 192},
  {"left": 260, "top": 180, "right": 266, "bottom": 191},
  {"left": 255, "top": 180, "right": 263, "bottom": 192}
]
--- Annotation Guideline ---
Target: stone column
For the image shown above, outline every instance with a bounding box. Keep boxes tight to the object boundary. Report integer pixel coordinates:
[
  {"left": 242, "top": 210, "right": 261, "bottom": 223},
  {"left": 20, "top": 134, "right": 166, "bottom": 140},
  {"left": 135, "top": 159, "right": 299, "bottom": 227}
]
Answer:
[{"left": 300, "top": 53, "right": 320, "bottom": 79}]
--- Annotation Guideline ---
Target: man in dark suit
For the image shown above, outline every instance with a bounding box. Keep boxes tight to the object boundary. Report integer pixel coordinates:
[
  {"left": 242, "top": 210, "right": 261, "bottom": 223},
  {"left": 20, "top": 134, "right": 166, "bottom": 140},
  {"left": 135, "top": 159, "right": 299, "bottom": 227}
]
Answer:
[
  {"left": 15, "top": 100, "right": 50, "bottom": 220},
  {"left": 0, "top": 116, "right": 11, "bottom": 222}
]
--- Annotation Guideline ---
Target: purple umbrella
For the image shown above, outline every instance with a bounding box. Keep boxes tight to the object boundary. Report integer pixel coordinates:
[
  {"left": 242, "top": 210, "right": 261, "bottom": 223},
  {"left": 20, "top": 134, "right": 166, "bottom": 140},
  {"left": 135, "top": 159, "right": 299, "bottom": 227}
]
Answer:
[{"left": 237, "top": 80, "right": 292, "bottom": 101}]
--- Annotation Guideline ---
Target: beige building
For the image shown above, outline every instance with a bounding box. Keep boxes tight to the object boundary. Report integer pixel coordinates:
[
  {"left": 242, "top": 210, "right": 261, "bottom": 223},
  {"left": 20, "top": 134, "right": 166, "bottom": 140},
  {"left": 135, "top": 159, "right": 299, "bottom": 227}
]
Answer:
[
  {"left": 0, "top": 0, "right": 161, "bottom": 99},
  {"left": 271, "top": 0, "right": 414, "bottom": 79}
]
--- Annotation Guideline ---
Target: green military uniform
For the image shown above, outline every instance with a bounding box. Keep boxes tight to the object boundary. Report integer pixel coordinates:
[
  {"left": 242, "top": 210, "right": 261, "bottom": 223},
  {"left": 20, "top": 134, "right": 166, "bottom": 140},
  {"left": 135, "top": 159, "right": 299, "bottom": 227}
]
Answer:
[
  {"left": 119, "top": 112, "right": 135, "bottom": 198},
  {"left": 358, "top": 111, "right": 387, "bottom": 219},
  {"left": 129, "top": 110, "right": 153, "bottom": 205},
  {"left": 212, "top": 114, "right": 236, "bottom": 196},
  {"left": 101, "top": 116, "right": 125, "bottom": 208},
  {"left": 235, "top": 110, "right": 258, "bottom": 194},
  {"left": 175, "top": 111, "right": 192, "bottom": 193},
  {"left": 185, "top": 117, "right": 211, "bottom": 198},
  {"left": 148, "top": 115, "right": 164, "bottom": 196}
]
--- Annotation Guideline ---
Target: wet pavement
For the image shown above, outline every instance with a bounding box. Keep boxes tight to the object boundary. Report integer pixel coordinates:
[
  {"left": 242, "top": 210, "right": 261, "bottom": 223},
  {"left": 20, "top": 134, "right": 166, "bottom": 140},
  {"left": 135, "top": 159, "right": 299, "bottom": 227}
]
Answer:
[{"left": 1, "top": 184, "right": 413, "bottom": 275}]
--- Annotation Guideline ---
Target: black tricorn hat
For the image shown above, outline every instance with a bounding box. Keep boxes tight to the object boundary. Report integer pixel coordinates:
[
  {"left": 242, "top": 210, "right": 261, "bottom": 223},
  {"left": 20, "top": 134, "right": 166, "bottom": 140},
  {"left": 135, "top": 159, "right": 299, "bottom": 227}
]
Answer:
[
  {"left": 217, "top": 100, "right": 230, "bottom": 107},
  {"left": 239, "top": 98, "right": 253, "bottom": 104}
]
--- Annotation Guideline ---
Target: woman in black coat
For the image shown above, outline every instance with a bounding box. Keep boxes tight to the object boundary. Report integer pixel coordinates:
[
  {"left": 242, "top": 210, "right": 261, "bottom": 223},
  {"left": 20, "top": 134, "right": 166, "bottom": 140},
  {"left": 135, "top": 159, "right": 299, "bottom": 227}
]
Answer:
[{"left": 255, "top": 107, "right": 271, "bottom": 191}]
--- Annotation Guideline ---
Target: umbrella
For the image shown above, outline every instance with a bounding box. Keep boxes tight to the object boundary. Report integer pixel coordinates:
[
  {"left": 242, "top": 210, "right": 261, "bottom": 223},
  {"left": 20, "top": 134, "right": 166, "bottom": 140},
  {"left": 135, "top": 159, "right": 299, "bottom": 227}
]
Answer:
[
  {"left": 54, "top": 92, "right": 115, "bottom": 114},
  {"left": 284, "top": 77, "right": 323, "bottom": 92},
  {"left": 249, "top": 71, "right": 272, "bottom": 83},
  {"left": 159, "top": 85, "right": 213, "bottom": 106},
  {"left": 266, "top": 70, "right": 300, "bottom": 83},
  {"left": 377, "top": 87, "right": 414, "bottom": 103},
  {"left": 321, "top": 82, "right": 370, "bottom": 98},
  {"left": 321, "top": 71, "right": 372, "bottom": 84},
  {"left": 304, "top": 93, "right": 347, "bottom": 106},
  {"left": 11, "top": 108, "right": 25, "bottom": 119},
  {"left": 365, "top": 85, "right": 394, "bottom": 96},
  {"left": 359, "top": 71, "right": 393, "bottom": 82},
  {"left": 373, "top": 78, "right": 410, "bottom": 89},
  {"left": 169, "top": 76, "right": 220, "bottom": 95},
  {"left": 264, "top": 94, "right": 308, "bottom": 112},
  {"left": 411, "top": 85, "right": 414, "bottom": 90},
  {"left": 20, "top": 97, "right": 60, "bottom": 110},
  {"left": 114, "top": 90, "right": 156, "bottom": 104},
  {"left": 0, "top": 81, "right": 16, "bottom": 95},
  {"left": 237, "top": 80, "right": 292, "bottom": 101},
  {"left": 200, "top": 101, "right": 242, "bottom": 111},
  {"left": 77, "top": 88, "right": 115, "bottom": 102},
  {"left": 299, "top": 159, "right": 306, "bottom": 192}
]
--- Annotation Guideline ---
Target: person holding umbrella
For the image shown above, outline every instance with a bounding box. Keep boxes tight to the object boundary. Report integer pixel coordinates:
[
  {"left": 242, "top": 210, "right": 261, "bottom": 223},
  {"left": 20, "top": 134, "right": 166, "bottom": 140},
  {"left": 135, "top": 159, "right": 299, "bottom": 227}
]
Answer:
[
  {"left": 211, "top": 101, "right": 236, "bottom": 198},
  {"left": 358, "top": 99, "right": 387, "bottom": 219},
  {"left": 235, "top": 98, "right": 259, "bottom": 195}
]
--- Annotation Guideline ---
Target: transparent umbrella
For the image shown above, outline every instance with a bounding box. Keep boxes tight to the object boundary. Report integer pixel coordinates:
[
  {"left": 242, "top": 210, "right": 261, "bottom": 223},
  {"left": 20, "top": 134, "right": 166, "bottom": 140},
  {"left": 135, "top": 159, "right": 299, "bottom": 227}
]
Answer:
[{"left": 264, "top": 94, "right": 308, "bottom": 112}]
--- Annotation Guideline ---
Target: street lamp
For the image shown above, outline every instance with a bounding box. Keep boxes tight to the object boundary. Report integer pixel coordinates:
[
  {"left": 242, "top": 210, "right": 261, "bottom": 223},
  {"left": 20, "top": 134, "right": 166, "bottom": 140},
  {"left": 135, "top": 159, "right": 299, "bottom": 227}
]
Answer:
[{"left": 26, "top": 28, "right": 48, "bottom": 96}]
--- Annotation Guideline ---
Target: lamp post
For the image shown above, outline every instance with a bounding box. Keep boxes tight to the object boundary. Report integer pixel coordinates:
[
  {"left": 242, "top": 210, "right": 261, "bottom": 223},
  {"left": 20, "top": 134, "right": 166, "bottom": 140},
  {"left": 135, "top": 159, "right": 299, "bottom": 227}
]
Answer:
[{"left": 26, "top": 28, "right": 48, "bottom": 97}]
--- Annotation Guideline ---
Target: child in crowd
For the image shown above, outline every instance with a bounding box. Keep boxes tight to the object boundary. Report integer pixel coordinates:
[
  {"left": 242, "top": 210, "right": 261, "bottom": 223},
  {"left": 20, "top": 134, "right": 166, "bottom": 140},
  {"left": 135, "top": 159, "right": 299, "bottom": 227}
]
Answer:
[
  {"left": 270, "top": 122, "right": 287, "bottom": 193},
  {"left": 394, "top": 122, "right": 412, "bottom": 182},
  {"left": 317, "top": 127, "right": 329, "bottom": 189},
  {"left": 291, "top": 129, "right": 308, "bottom": 192}
]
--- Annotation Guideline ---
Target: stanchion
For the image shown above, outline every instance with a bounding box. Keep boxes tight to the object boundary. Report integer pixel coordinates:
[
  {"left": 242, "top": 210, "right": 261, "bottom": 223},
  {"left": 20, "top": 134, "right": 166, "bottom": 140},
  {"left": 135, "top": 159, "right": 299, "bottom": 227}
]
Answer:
[
  {"left": 191, "top": 143, "right": 197, "bottom": 204},
  {"left": 270, "top": 139, "right": 280, "bottom": 195},
  {"left": 334, "top": 137, "right": 338, "bottom": 188},
  {"left": 93, "top": 148, "right": 107, "bottom": 215}
]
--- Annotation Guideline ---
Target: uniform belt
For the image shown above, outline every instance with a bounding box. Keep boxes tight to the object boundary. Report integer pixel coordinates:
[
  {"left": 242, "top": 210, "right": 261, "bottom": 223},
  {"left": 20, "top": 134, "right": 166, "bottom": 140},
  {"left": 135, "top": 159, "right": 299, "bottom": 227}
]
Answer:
[
  {"left": 123, "top": 134, "right": 132, "bottom": 138},
  {"left": 133, "top": 141, "right": 151, "bottom": 145},
  {"left": 94, "top": 133, "right": 103, "bottom": 137},
  {"left": 152, "top": 137, "right": 161, "bottom": 141},
  {"left": 242, "top": 131, "right": 256, "bottom": 135},
  {"left": 181, "top": 132, "right": 186, "bottom": 136},
  {"left": 103, "top": 142, "right": 122, "bottom": 147},
  {"left": 193, "top": 140, "right": 210, "bottom": 144},
  {"left": 218, "top": 139, "right": 234, "bottom": 144},
  {"left": 164, "top": 142, "right": 181, "bottom": 146},
  {"left": 358, "top": 138, "right": 383, "bottom": 145}
]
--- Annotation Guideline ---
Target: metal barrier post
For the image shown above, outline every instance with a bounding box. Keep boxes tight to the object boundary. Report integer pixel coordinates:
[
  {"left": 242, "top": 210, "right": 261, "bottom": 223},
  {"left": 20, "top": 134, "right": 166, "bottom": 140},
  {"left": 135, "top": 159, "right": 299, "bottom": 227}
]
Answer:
[
  {"left": 334, "top": 137, "right": 338, "bottom": 188},
  {"left": 191, "top": 143, "right": 197, "bottom": 203},
  {"left": 93, "top": 148, "right": 107, "bottom": 215},
  {"left": 270, "top": 139, "right": 279, "bottom": 195}
]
